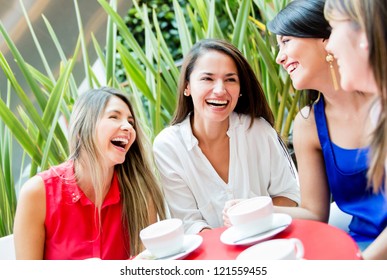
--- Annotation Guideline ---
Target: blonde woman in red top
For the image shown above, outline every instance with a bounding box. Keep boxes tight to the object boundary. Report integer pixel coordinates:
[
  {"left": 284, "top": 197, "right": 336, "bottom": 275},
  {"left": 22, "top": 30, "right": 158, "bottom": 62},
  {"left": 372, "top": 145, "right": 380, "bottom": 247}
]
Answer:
[{"left": 13, "top": 87, "right": 166, "bottom": 259}]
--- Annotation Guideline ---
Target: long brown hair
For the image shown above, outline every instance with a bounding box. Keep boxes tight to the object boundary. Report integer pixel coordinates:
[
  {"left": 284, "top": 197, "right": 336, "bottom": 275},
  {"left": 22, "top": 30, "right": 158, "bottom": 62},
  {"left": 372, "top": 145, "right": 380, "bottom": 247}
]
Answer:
[
  {"left": 172, "top": 38, "right": 274, "bottom": 128},
  {"left": 68, "top": 87, "right": 166, "bottom": 256}
]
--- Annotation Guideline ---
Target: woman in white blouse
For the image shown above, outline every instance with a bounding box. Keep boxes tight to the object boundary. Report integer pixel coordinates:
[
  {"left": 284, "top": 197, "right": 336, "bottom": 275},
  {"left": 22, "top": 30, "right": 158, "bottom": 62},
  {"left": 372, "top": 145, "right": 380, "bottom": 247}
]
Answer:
[{"left": 153, "top": 38, "right": 300, "bottom": 234}]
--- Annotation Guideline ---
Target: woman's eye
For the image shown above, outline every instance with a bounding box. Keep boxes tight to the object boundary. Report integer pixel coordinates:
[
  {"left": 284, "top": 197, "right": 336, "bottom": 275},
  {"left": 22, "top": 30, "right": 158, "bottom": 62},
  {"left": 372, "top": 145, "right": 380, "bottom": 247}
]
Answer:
[{"left": 282, "top": 39, "right": 289, "bottom": 44}]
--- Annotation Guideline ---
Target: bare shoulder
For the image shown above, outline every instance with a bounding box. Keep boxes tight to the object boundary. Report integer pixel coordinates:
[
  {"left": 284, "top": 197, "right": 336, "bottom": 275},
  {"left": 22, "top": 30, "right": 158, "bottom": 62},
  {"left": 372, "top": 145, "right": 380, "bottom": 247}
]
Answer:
[
  {"left": 14, "top": 175, "right": 46, "bottom": 259},
  {"left": 294, "top": 106, "right": 315, "bottom": 127},
  {"left": 14, "top": 175, "right": 46, "bottom": 236},
  {"left": 294, "top": 106, "right": 317, "bottom": 132},
  {"left": 293, "top": 107, "right": 320, "bottom": 150},
  {"left": 18, "top": 175, "right": 46, "bottom": 208}
]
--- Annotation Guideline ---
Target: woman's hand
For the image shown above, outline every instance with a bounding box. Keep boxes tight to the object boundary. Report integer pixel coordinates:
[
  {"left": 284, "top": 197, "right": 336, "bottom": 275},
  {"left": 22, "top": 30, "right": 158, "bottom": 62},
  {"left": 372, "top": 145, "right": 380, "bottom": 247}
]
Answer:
[{"left": 222, "top": 199, "right": 245, "bottom": 227}]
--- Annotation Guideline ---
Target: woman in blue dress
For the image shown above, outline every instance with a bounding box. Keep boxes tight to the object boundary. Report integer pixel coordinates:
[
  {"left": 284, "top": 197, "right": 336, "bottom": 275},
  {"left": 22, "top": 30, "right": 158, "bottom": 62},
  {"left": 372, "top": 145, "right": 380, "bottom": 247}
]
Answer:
[{"left": 264, "top": 0, "right": 387, "bottom": 259}]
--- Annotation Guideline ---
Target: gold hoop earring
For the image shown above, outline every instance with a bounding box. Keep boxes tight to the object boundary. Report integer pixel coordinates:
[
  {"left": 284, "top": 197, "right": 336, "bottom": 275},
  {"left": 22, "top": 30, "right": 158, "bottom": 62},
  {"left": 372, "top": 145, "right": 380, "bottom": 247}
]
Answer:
[{"left": 326, "top": 54, "right": 339, "bottom": 91}]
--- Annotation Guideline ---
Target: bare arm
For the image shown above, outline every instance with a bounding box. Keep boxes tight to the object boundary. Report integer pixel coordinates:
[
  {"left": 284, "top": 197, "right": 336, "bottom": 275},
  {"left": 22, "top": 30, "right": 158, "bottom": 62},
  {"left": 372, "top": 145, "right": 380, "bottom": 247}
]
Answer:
[
  {"left": 13, "top": 176, "right": 46, "bottom": 259},
  {"left": 275, "top": 110, "right": 331, "bottom": 221},
  {"left": 272, "top": 196, "right": 298, "bottom": 207},
  {"left": 362, "top": 227, "right": 387, "bottom": 259}
]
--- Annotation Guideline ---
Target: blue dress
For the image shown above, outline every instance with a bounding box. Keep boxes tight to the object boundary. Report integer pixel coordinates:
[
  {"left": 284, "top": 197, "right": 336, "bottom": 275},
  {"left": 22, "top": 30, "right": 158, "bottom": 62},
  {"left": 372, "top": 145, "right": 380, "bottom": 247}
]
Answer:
[{"left": 314, "top": 97, "right": 387, "bottom": 244}]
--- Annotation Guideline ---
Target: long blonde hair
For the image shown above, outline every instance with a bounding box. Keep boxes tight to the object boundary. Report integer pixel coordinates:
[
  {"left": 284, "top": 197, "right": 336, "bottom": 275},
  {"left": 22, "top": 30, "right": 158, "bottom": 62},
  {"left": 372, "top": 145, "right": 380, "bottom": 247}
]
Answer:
[
  {"left": 325, "top": 0, "right": 387, "bottom": 192},
  {"left": 68, "top": 87, "right": 166, "bottom": 256}
]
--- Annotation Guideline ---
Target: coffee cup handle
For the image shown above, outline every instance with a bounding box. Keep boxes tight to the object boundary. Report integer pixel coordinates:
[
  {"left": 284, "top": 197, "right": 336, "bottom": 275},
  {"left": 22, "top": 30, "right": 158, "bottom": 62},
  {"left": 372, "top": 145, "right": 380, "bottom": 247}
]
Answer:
[{"left": 289, "top": 238, "right": 304, "bottom": 260}]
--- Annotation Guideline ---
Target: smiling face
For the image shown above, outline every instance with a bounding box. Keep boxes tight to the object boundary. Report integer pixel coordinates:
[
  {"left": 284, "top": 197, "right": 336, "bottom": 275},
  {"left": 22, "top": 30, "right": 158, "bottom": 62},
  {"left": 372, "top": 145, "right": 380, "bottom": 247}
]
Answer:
[
  {"left": 185, "top": 50, "right": 240, "bottom": 127},
  {"left": 325, "top": 19, "right": 377, "bottom": 94},
  {"left": 96, "top": 95, "right": 136, "bottom": 167},
  {"left": 276, "top": 36, "right": 329, "bottom": 91}
]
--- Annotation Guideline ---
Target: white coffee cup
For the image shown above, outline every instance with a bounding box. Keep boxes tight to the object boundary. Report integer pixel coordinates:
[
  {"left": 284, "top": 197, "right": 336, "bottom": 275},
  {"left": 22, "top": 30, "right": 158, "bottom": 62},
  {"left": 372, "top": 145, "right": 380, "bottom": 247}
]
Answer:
[
  {"left": 227, "top": 196, "right": 274, "bottom": 240},
  {"left": 237, "top": 238, "right": 304, "bottom": 260},
  {"left": 139, "top": 218, "right": 184, "bottom": 258}
]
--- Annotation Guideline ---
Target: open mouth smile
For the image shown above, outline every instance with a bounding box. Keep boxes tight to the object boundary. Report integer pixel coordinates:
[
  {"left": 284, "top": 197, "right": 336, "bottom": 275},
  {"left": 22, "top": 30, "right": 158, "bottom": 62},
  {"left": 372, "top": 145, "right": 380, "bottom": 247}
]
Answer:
[
  {"left": 206, "top": 99, "right": 229, "bottom": 107},
  {"left": 286, "top": 62, "right": 299, "bottom": 75},
  {"left": 111, "top": 137, "right": 129, "bottom": 150}
]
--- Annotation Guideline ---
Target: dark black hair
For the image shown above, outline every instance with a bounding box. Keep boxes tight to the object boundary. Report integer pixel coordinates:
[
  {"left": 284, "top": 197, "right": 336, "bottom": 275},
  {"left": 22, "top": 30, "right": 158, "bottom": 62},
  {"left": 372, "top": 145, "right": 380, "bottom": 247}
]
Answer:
[
  {"left": 267, "top": 0, "right": 331, "bottom": 39},
  {"left": 267, "top": 0, "right": 330, "bottom": 115}
]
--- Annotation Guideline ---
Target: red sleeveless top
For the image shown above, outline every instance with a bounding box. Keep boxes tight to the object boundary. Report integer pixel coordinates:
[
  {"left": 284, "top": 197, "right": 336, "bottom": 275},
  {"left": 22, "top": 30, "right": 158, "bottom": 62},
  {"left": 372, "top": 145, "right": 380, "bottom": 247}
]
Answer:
[{"left": 40, "top": 161, "right": 130, "bottom": 259}]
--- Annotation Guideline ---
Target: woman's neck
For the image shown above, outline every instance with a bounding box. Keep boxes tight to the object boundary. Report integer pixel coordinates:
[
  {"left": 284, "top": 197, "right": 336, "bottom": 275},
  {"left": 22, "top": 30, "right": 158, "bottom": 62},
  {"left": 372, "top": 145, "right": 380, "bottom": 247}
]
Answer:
[
  {"left": 190, "top": 114, "right": 231, "bottom": 183},
  {"left": 323, "top": 89, "right": 376, "bottom": 113},
  {"left": 74, "top": 159, "right": 114, "bottom": 204},
  {"left": 322, "top": 90, "right": 376, "bottom": 148},
  {"left": 191, "top": 114, "right": 230, "bottom": 148}
]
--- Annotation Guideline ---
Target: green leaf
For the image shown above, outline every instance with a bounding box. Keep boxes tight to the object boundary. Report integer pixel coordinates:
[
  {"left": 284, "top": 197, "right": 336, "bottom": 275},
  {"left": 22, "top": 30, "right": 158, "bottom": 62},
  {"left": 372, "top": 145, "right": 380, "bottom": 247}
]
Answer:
[
  {"left": 105, "top": 0, "right": 117, "bottom": 86},
  {"left": 0, "top": 51, "right": 50, "bottom": 141},
  {"left": 19, "top": 0, "right": 55, "bottom": 81},
  {"left": 232, "top": 0, "right": 251, "bottom": 49},
  {"left": 0, "top": 100, "right": 42, "bottom": 162},
  {"left": 117, "top": 43, "right": 156, "bottom": 104},
  {"left": 0, "top": 22, "right": 47, "bottom": 111},
  {"left": 98, "top": 0, "right": 154, "bottom": 73},
  {"left": 173, "top": 0, "right": 193, "bottom": 55},
  {"left": 74, "top": 0, "right": 93, "bottom": 88}
]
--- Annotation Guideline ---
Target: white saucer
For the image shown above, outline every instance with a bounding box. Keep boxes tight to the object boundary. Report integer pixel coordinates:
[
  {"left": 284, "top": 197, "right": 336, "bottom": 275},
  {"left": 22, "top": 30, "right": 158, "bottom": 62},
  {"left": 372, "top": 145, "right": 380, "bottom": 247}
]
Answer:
[
  {"left": 134, "top": 234, "right": 203, "bottom": 260},
  {"left": 236, "top": 239, "right": 304, "bottom": 260},
  {"left": 220, "top": 213, "right": 292, "bottom": 246}
]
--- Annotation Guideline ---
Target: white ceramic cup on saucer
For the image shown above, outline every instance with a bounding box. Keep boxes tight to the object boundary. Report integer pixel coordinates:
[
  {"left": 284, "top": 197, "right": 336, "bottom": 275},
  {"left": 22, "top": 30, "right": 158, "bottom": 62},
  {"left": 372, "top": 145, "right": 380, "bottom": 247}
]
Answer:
[
  {"left": 227, "top": 196, "right": 274, "bottom": 240},
  {"left": 139, "top": 218, "right": 184, "bottom": 259},
  {"left": 237, "top": 238, "right": 304, "bottom": 260}
]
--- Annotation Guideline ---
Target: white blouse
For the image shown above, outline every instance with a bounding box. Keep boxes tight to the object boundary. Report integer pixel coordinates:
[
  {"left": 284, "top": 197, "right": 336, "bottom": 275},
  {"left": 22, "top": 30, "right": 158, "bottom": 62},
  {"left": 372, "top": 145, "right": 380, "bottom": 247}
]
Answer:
[{"left": 153, "top": 112, "right": 300, "bottom": 234}]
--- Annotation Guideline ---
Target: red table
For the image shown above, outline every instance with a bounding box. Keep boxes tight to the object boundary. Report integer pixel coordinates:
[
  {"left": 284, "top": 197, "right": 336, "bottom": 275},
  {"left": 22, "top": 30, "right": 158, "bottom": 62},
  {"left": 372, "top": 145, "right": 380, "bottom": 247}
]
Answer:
[{"left": 186, "top": 219, "right": 362, "bottom": 260}]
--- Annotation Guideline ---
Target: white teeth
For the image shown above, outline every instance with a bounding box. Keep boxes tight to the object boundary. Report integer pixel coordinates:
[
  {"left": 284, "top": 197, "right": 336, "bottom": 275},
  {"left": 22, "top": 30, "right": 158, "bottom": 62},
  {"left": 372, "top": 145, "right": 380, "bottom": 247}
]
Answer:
[
  {"left": 287, "top": 63, "right": 298, "bottom": 74},
  {"left": 206, "top": 99, "right": 228, "bottom": 105},
  {"left": 112, "top": 137, "right": 129, "bottom": 144}
]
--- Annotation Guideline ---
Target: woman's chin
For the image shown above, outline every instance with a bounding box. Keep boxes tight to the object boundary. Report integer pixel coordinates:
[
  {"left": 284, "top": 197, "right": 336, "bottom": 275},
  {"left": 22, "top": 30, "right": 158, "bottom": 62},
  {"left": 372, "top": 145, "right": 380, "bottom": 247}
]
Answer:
[
  {"left": 291, "top": 77, "right": 311, "bottom": 91},
  {"left": 291, "top": 81, "right": 304, "bottom": 91}
]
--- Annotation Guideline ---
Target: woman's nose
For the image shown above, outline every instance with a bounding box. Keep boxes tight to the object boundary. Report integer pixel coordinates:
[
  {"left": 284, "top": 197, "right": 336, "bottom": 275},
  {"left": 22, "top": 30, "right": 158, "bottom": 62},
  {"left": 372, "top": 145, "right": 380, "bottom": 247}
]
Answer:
[
  {"left": 121, "top": 121, "right": 132, "bottom": 131},
  {"left": 213, "top": 80, "right": 226, "bottom": 94},
  {"left": 276, "top": 51, "right": 286, "bottom": 65}
]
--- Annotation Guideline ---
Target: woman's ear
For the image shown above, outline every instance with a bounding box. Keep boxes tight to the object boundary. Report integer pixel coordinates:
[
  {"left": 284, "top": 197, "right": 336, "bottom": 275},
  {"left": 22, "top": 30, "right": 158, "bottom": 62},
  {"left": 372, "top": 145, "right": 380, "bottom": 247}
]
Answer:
[
  {"left": 184, "top": 84, "right": 191, "bottom": 96},
  {"left": 322, "top": 38, "right": 329, "bottom": 47},
  {"left": 359, "top": 31, "right": 368, "bottom": 50}
]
